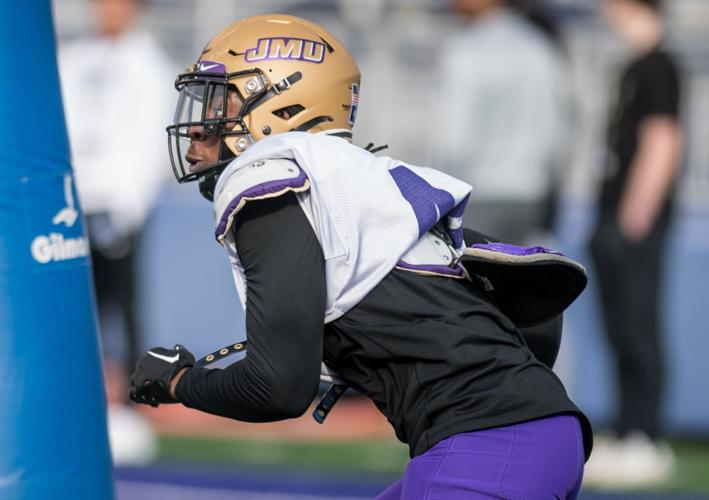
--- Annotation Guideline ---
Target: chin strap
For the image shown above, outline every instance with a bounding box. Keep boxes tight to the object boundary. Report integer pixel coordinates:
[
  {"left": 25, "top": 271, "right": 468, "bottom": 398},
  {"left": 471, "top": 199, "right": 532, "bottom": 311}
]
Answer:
[
  {"left": 197, "top": 140, "right": 238, "bottom": 201},
  {"left": 198, "top": 166, "right": 226, "bottom": 201},
  {"left": 194, "top": 340, "right": 348, "bottom": 424}
]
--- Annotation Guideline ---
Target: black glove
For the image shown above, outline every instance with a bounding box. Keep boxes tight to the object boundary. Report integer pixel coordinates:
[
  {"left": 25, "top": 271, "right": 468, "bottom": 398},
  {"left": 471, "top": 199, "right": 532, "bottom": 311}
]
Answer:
[{"left": 129, "top": 344, "right": 195, "bottom": 407}]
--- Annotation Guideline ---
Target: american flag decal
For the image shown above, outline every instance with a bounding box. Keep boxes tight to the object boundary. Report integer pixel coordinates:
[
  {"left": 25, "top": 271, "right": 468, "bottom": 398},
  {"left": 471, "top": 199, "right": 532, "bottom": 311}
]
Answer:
[{"left": 348, "top": 83, "right": 360, "bottom": 126}]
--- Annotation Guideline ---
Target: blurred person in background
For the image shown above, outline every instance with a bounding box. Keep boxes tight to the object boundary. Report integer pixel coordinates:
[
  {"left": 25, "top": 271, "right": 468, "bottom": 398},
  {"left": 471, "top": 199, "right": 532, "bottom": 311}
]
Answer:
[
  {"left": 129, "top": 14, "right": 593, "bottom": 499},
  {"left": 59, "top": 0, "right": 174, "bottom": 465},
  {"left": 434, "top": 0, "right": 570, "bottom": 244},
  {"left": 585, "top": 0, "right": 683, "bottom": 488}
]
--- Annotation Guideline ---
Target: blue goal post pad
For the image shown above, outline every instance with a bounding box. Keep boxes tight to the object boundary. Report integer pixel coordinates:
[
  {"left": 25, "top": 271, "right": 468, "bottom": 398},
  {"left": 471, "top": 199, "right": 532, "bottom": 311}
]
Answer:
[{"left": 0, "top": 1, "right": 114, "bottom": 499}]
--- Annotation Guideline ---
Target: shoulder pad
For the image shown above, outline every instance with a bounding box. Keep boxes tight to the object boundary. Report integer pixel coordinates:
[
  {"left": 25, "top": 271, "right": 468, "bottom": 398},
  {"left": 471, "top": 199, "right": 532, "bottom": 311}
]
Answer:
[
  {"left": 461, "top": 243, "right": 588, "bottom": 327},
  {"left": 214, "top": 158, "right": 310, "bottom": 244}
]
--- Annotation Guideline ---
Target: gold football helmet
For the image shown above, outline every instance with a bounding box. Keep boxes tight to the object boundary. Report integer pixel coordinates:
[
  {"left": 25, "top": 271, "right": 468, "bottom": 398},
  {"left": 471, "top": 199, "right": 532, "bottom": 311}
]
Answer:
[{"left": 167, "top": 14, "right": 361, "bottom": 199}]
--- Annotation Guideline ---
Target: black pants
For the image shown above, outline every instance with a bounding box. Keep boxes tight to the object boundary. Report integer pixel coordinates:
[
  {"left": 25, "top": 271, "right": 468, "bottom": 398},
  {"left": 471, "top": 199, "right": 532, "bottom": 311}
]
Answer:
[
  {"left": 88, "top": 219, "right": 140, "bottom": 376},
  {"left": 589, "top": 211, "right": 672, "bottom": 439}
]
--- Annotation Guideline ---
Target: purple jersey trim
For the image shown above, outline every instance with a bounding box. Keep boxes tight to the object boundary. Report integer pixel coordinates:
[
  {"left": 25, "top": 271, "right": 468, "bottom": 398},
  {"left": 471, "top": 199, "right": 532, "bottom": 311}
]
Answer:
[
  {"left": 448, "top": 226, "right": 464, "bottom": 251},
  {"left": 388, "top": 166, "right": 470, "bottom": 251},
  {"left": 470, "top": 242, "right": 562, "bottom": 256},
  {"left": 215, "top": 169, "right": 309, "bottom": 241},
  {"left": 449, "top": 193, "right": 469, "bottom": 219},
  {"left": 447, "top": 194, "right": 469, "bottom": 249},
  {"left": 396, "top": 260, "right": 465, "bottom": 278},
  {"left": 389, "top": 166, "right": 457, "bottom": 237}
]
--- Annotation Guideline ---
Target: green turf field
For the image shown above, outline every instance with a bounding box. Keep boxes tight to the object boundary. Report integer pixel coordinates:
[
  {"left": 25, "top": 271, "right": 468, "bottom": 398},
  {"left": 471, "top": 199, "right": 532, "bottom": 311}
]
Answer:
[
  {"left": 159, "top": 435, "right": 409, "bottom": 474},
  {"left": 157, "top": 436, "right": 709, "bottom": 493}
]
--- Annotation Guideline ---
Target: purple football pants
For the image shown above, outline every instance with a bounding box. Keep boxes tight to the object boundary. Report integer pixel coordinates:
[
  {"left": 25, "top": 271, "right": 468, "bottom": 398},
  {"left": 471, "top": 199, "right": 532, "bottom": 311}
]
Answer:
[{"left": 376, "top": 414, "right": 584, "bottom": 500}]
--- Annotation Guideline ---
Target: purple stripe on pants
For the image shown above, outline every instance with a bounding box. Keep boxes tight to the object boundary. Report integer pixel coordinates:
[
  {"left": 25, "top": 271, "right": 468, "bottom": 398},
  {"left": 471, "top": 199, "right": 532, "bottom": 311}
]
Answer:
[{"left": 377, "top": 414, "right": 584, "bottom": 500}]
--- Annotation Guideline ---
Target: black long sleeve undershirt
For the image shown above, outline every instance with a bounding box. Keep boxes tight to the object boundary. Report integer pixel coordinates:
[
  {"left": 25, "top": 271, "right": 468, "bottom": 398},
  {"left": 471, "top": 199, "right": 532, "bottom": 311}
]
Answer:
[
  {"left": 175, "top": 193, "right": 326, "bottom": 422},
  {"left": 175, "top": 195, "right": 563, "bottom": 423}
]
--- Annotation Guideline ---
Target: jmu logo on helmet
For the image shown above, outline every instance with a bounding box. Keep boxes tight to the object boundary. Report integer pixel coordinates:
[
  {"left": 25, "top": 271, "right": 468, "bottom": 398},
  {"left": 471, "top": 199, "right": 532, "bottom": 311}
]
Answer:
[{"left": 245, "top": 38, "right": 326, "bottom": 64}]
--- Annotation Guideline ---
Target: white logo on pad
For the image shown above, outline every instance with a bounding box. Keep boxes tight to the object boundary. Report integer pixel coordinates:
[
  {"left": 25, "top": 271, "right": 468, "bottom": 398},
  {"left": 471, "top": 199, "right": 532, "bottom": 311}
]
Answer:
[
  {"left": 30, "top": 173, "right": 89, "bottom": 264},
  {"left": 147, "top": 351, "right": 180, "bottom": 364},
  {"left": 51, "top": 174, "right": 79, "bottom": 228}
]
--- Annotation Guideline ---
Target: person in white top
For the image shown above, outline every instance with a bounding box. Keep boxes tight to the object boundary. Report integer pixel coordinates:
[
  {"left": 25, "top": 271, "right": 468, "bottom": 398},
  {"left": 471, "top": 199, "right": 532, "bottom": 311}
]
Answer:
[
  {"left": 60, "top": 0, "right": 173, "bottom": 237},
  {"left": 58, "top": 0, "right": 174, "bottom": 465},
  {"left": 435, "top": 0, "right": 570, "bottom": 244}
]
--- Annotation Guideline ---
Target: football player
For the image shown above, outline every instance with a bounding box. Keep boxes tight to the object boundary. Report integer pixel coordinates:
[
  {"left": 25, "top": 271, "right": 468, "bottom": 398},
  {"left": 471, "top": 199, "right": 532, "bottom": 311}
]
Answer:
[{"left": 130, "top": 14, "right": 592, "bottom": 498}]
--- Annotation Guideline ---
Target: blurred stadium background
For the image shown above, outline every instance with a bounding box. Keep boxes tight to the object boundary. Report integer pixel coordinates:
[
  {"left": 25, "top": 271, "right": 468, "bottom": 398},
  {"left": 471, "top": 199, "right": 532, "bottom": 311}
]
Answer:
[{"left": 49, "top": 0, "right": 709, "bottom": 498}]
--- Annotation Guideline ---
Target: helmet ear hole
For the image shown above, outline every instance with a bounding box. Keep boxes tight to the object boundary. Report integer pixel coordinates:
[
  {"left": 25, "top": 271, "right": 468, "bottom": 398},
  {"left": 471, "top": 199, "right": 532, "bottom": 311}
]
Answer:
[{"left": 272, "top": 104, "right": 305, "bottom": 120}]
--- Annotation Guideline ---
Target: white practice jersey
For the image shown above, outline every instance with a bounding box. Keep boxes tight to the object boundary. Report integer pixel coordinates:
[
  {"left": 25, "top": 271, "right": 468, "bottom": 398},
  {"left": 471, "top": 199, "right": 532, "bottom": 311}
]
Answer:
[{"left": 213, "top": 132, "right": 472, "bottom": 323}]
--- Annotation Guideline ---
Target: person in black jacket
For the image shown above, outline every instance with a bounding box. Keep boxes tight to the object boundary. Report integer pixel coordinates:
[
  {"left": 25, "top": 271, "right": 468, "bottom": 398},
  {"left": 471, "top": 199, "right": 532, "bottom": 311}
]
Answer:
[{"left": 585, "top": 0, "right": 683, "bottom": 488}]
